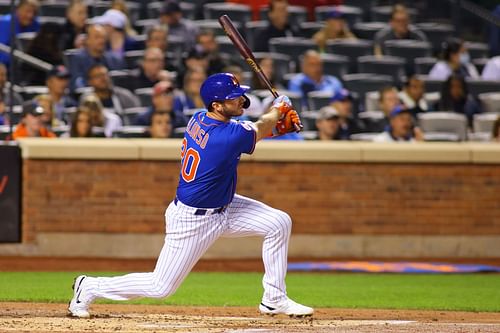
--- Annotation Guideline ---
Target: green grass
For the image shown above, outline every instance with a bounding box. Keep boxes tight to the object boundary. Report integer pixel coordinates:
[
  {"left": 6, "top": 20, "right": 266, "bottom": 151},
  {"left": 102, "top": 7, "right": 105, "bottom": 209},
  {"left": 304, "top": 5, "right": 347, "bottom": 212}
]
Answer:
[{"left": 0, "top": 272, "right": 499, "bottom": 312}]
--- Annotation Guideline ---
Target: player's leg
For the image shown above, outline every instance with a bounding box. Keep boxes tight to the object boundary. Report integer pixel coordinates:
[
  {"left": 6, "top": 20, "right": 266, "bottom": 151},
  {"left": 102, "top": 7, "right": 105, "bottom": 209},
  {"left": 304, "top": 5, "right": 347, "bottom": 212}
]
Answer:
[
  {"left": 69, "top": 201, "right": 226, "bottom": 317},
  {"left": 221, "top": 194, "right": 312, "bottom": 316}
]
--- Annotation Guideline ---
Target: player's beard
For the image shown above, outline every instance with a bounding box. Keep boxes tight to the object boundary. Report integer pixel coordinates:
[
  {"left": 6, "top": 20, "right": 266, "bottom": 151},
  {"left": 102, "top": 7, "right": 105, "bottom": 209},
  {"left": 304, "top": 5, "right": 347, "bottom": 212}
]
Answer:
[{"left": 221, "top": 102, "right": 244, "bottom": 118}]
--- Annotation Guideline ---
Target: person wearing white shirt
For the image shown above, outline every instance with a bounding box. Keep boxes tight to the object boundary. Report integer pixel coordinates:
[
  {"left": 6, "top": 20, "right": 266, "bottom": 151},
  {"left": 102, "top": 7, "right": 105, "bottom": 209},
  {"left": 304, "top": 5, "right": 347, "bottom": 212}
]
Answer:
[
  {"left": 429, "top": 38, "right": 479, "bottom": 80},
  {"left": 481, "top": 56, "right": 500, "bottom": 81}
]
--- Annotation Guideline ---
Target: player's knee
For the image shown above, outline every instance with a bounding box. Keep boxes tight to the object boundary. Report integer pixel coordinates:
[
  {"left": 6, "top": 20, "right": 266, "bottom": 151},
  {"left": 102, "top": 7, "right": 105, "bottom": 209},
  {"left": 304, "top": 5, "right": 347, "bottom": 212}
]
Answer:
[
  {"left": 276, "top": 210, "right": 292, "bottom": 235},
  {"left": 150, "top": 280, "right": 178, "bottom": 298}
]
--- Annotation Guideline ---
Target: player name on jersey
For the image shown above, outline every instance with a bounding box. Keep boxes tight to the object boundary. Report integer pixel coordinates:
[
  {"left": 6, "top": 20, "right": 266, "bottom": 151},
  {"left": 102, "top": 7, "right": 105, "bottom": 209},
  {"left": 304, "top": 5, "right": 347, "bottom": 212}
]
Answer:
[{"left": 186, "top": 115, "right": 209, "bottom": 149}]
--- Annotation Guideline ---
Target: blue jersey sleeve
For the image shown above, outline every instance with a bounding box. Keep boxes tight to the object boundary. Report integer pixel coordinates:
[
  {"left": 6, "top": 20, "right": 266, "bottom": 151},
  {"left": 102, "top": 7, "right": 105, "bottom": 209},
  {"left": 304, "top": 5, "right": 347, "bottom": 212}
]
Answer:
[{"left": 227, "top": 120, "right": 257, "bottom": 155}]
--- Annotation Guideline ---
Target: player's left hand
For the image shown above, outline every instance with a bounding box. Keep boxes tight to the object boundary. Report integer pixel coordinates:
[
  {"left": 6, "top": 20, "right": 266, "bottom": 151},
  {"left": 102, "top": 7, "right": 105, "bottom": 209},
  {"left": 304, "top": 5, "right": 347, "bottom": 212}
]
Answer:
[
  {"left": 274, "top": 109, "right": 303, "bottom": 135},
  {"left": 271, "top": 95, "right": 293, "bottom": 117}
]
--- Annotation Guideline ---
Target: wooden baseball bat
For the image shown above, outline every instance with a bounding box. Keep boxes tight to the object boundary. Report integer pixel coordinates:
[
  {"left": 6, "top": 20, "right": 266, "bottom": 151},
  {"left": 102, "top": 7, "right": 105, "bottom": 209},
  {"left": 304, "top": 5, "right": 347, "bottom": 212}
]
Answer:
[{"left": 218, "top": 15, "right": 279, "bottom": 98}]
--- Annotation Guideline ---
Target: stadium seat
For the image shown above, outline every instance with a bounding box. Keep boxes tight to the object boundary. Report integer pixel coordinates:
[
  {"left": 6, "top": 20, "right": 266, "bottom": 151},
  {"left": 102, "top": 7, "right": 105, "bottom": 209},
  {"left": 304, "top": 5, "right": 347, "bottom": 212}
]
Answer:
[
  {"left": 133, "top": 19, "right": 157, "bottom": 35},
  {"left": 350, "top": 132, "right": 380, "bottom": 141},
  {"left": 193, "top": 19, "right": 241, "bottom": 37},
  {"left": 215, "top": 36, "right": 236, "bottom": 56},
  {"left": 63, "top": 107, "right": 77, "bottom": 125},
  {"left": 478, "top": 92, "right": 500, "bottom": 113},
  {"left": 299, "top": 110, "right": 319, "bottom": 131},
  {"left": 114, "top": 126, "right": 148, "bottom": 138},
  {"left": 134, "top": 88, "right": 153, "bottom": 107},
  {"left": 39, "top": 1, "right": 66, "bottom": 17},
  {"left": 259, "top": 5, "right": 308, "bottom": 27},
  {"left": 415, "top": 75, "right": 445, "bottom": 93},
  {"left": 364, "top": 91, "right": 380, "bottom": 112},
  {"left": 314, "top": 5, "right": 363, "bottom": 27},
  {"left": 352, "top": 22, "right": 388, "bottom": 40},
  {"left": 321, "top": 53, "right": 350, "bottom": 78},
  {"left": 6, "top": 105, "right": 23, "bottom": 126},
  {"left": 15, "top": 32, "right": 36, "bottom": 52},
  {"left": 467, "top": 132, "right": 491, "bottom": 141},
  {"left": 423, "top": 132, "right": 460, "bottom": 142},
  {"left": 52, "top": 125, "right": 70, "bottom": 137},
  {"left": 245, "top": 21, "right": 269, "bottom": 50},
  {"left": 325, "top": 39, "right": 373, "bottom": 73},
  {"left": 20, "top": 86, "right": 48, "bottom": 101},
  {"left": 299, "top": 22, "right": 323, "bottom": 39},
  {"left": 417, "top": 112, "right": 468, "bottom": 141},
  {"left": 415, "top": 22, "right": 455, "bottom": 55},
  {"left": 341, "top": 73, "right": 393, "bottom": 110},
  {"left": 109, "top": 70, "right": 135, "bottom": 91},
  {"left": 252, "top": 52, "right": 292, "bottom": 86},
  {"left": 301, "top": 130, "right": 319, "bottom": 140},
  {"left": 466, "top": 79, "right": 500, "bottom": 98},
  {"left": 92, "top": 1, "right": 141, "bottom": 22},
  {"left": 38, "top": 16, "right": 65, "bottom": 25},
  {"left": 472, "top": 58, "right": 489, "bottom": 74},
  {"left": 268, "top": 37, "right": 317, "bottom": 72},
  {"left": 173, "top": 126, "right": 187, "bottom": 138},
  {"left": 370, "top": 5, "right": 418, "bottom": 22},
  {"left": 357, "top": 111, "right": 386, "bottom": 132},
  {"left": 465, "top": 41, "right": 490, "bottom": 60},
  {"left": 122, "top": 107, "right": 148, "bottom": 126},
  {"left": 0, "top": 125, "right": 10, "bottom": 140},
  {"left": 91, "top": 126, "right": 107, "bottom": 138},
  {"left": 414, "top": 57, "right": 437, "bottom": 75},
  {"left": 203, "top": 3, "right": 251, "bottom": 28},
  {"left": 383, "top": 40, "right": 433, "bottom": 74},
  {"left": 307, "top": 91, "right": 332, "bottom": 111},
  {"left": 147, "top": 1, "right": 196, "bottom": 20},
  {"left": 124, "top": 50, "right": 144, "bottom": 70},
  {"left": 473, "top": 112, "right": 500, "bottom": 133},
  {"left": 0, "top": 0, "right": 10, "bottom": 15},
  {"left": 357, "top": 55, "right": 406, "bottom": 84}
]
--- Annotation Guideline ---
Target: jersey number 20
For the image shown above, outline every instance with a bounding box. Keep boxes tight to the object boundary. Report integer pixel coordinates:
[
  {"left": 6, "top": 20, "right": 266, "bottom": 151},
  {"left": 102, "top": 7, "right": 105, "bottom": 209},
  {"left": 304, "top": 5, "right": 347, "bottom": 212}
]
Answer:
[{"left": 180, "top": 138, "right": 200, "bottom": 182}]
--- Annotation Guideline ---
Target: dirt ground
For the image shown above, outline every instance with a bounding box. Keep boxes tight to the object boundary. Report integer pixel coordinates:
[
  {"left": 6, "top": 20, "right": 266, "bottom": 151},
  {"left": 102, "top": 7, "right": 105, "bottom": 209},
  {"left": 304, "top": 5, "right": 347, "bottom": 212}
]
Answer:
[{"left": 0, "top": 257, "right": 499, "bottom": 332}]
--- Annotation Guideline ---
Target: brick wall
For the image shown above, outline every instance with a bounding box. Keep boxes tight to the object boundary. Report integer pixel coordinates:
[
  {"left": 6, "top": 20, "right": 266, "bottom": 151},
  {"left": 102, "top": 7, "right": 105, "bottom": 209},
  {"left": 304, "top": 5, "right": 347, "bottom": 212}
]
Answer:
[{"left": 22, "top": 159, "right": 500, "bottom": 243}]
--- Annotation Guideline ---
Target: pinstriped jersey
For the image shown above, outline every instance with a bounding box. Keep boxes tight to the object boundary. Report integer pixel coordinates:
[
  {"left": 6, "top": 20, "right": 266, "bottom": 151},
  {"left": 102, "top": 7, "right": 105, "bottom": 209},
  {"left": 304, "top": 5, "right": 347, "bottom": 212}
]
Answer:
[{"left": 176, "top": 110, "right": 256, "bottom": 208}]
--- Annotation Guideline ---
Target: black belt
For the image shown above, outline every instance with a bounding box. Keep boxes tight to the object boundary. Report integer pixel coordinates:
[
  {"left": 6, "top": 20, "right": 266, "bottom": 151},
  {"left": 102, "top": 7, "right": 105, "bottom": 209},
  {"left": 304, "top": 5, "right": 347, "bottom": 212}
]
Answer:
[{"left": 174, "top": 198, "right": 227, "bottom": 215}]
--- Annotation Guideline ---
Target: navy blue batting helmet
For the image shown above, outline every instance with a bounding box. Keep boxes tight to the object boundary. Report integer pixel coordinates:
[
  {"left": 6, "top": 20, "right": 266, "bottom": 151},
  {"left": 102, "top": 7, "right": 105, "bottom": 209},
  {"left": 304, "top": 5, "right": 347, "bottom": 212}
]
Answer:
[{"left": 200, "top": 73, "right": 250, "bottom": 109}]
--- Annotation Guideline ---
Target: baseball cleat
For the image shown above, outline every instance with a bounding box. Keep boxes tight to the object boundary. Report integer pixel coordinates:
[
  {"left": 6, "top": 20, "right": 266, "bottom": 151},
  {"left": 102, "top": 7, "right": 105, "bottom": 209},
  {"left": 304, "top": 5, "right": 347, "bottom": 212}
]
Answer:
[
  {"left": 259, "top": 298, "right": 314, "bottom": 317},
  {"left": 68, "top": 275, "right": 91, "bottom": 318}
]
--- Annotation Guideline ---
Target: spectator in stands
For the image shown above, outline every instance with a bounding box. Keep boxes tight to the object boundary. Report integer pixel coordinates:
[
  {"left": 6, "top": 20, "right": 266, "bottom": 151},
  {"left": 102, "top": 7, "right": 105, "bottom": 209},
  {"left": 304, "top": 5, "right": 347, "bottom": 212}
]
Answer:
[
  {"left": 481, "top": 56, "right": 500, "bottom": 81},
  {"left": 0, "top": 63, "right": 23, "bottom": 106},
  {"left": 313, "top": 9, "right": 356, "bottom": 52},
  {"left": 12, "top": 101, "right": 56, "bottom": 139},
  {"left": 224, "top": 64, "right": 263, "bottom": 119},
  {"left": 255, "top": 0, "right": 300, "bottom": 52},
  {"left": 251, "top": 56, "right": 283, "bottom": 91},
  {"left": 492, "top": 116, "right": 500, "bottom": 142},
  {"left": 379, "top": 86, "right": 401, "bottom": 118},
  {"left": 436, "top": 74, "right": 481, "bottom": 127},
  {"left": 79, "top": 93, "right": 122, "bottom": 138},
  {"left": 159, "top": 1, "right": 199, "bottom": 51},
  {"left": 373, "top": 106, "right": 423, "bottom": 142},
  {"left": 147, "top": 111, "right": 173, "bottom": 139},
  {"left": 68, "top": 107, "right": 93, "bottom": 138},
  {"left": 429, "top": 38, "right": 479, "bottom": 80},
  {"left": 196, "top": 30, "right": 228, "bottom": 76},
  {"left": 0, "top": 95, "right": 6, "bottom": 125},
  {"left": 373, "top": 4, "right": 427, "bottom": 56},
  {"left": 316, "top": 106, "right": 340, "bottom": 141},
  {"left": 131, "top": 47, "right": 172, "bottom": 90},
  {"left": 46, "top": 65, "right": 77, "bottom": 123},
  {"left": 94, "top": 9, "right": 142, "bottom": 58},
  {"left": 68, "top": 24, "right": 126, "bottom": 91},
  {"left": 33, "top": 94, "right": 62, "bottom": 129},
  {"left": 327, "top": 88, "right": 363, "bottom": 139},
  {"left": 399, "top": 75, "right": 429, "bottom": 116},
  {"left": 134, "top": 80, "right": 186, "bottom": 129},
  {"left": 111, "top": 0, "right": 138, "bottom": 37},
  {"left": 0, "top": 0, "right": 40, "bottom": 66},
  {"left": 288, "top": 50, "right": 343, "bottom": 108},
  {"left": 178, "top": 47, "right": 210, "bottom": 87},
  {"left": 23, "top": 22, "right": 64, "bottom": 85},
  {"left": 145, "top": 25, "right": 168, "bottom": 53},
  {"left": 62, "top": 0, "right": 88, "bottom": 50},
  {"left": 85, "top": 64, "right": 140, "bottom": 118},
  {"left": 173, "top": 69, "right": 206, "bottom": 115}
]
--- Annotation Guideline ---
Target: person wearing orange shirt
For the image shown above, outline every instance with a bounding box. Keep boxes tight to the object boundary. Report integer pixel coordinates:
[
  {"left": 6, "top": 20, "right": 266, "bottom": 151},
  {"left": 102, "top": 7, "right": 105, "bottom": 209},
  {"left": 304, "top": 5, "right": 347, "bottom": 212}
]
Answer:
[{"left": 12, "top": 102, "right": 56, "bottom": 139}]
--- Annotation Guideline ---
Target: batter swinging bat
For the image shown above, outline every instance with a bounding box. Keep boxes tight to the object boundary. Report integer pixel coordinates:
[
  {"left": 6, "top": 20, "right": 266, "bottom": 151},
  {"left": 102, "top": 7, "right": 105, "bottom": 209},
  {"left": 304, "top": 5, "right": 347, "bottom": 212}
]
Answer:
[{"left": 218, "top": 15, "right": 279, "bottom": 98}]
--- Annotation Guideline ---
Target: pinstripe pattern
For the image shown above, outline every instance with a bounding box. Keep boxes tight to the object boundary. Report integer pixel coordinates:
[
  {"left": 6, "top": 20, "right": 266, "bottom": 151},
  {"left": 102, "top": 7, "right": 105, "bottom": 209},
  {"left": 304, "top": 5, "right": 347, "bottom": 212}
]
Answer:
[{"left": 86, "top": 195, "right": 291, "bottom": 305}]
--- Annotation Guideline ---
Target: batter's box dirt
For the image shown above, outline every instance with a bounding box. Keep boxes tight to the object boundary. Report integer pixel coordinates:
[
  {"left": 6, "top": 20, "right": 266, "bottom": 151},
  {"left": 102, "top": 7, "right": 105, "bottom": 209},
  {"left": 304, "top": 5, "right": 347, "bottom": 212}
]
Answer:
[{"left": 0, "top": 302, "right": 499, "bottom": 333}]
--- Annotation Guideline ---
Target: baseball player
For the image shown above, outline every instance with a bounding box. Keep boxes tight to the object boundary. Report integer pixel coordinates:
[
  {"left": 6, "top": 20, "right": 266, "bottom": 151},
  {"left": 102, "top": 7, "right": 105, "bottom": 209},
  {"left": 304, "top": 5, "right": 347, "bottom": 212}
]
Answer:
[{"left": 68, "top": 73, "right": 313, "bottom": 318}]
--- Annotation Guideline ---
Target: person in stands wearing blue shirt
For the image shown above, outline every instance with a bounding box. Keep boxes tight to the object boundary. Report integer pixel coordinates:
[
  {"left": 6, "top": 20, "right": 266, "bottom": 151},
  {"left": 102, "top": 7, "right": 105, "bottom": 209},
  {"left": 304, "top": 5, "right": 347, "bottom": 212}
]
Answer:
[
  {"left": 288, "top": 50, "right": 343, "bottom": 109},
  {"left": 0, "top": 0, "right": 40, "bottom": 66}
]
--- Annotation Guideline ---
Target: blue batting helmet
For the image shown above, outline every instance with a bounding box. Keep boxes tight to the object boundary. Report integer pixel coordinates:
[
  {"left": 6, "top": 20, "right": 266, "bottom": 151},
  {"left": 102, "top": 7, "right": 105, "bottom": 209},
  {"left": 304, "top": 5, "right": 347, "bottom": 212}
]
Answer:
[{"left": 200, "top": 73, "right": 251, "bottom": 109}]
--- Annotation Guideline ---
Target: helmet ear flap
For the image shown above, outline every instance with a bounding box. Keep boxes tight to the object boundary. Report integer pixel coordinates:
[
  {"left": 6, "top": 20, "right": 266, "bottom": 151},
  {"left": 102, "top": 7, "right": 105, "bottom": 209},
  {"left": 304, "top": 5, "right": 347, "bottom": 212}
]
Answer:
[{"left": 242, "top": 95, "right": 250, "bottom": 109}]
